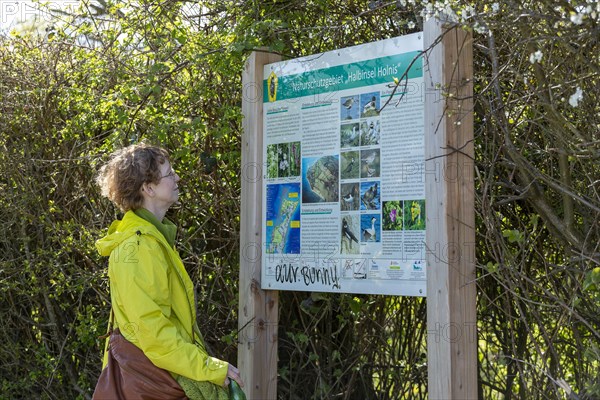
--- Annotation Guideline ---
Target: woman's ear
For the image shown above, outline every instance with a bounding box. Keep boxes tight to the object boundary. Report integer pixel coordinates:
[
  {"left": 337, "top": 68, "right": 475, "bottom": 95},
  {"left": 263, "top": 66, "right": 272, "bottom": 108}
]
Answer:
[{"left": 141, "top": 182, "right": 155, "bottom": 197}]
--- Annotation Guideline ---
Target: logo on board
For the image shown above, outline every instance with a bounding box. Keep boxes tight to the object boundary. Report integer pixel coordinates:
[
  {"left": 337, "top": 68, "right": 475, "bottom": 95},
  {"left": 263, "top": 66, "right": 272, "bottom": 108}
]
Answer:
[{"left": 267, "top": 71, "right": 278, "bottom": 102}]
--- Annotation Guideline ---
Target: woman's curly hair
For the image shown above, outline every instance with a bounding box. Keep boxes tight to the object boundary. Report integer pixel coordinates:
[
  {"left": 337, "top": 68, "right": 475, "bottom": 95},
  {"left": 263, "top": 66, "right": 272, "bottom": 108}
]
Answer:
[{"left": 96, "top": 143, "right": 170, "bottom": 212}]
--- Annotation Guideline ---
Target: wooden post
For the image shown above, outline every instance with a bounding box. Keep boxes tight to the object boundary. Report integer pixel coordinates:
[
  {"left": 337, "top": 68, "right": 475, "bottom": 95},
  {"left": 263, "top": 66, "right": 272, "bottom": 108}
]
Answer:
[
  {"left": 239, "top": 50, "right": 281, "bottom": 400},
  {"left": 424, "top": 19, "right": 476, "bottom": 399}
]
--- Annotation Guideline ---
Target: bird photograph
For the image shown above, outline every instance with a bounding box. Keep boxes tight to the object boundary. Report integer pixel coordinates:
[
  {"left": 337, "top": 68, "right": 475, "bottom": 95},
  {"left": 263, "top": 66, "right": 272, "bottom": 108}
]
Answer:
[
  {"left": 360, "top": 119, "right": 380, "bottom": 146},
  {"left": 340, "top": 95, "right": 359, "bottom": 120},
  {"left": 360, "top": 92, "right": 380, "bottom": 118},
  {"left": 360, "top": 181, "right": 380, "bottom": 210},
  {"left": 340, "top": 151, "right": 359, "bottom": 179},
  {"left": 361, "top": 215, "right": 380, "bottom": 243},
  {"left": 341, "top": 215, "right": 360, "bottom": 254},
  {"left": 340, "top": 122, "right": 360, "bottom": 148},
  {"left": 360, "top": 148, "right": 380, "bottom": 179},
  {"left": 340, "top": 182, "right": 359, "bottom": 211}
]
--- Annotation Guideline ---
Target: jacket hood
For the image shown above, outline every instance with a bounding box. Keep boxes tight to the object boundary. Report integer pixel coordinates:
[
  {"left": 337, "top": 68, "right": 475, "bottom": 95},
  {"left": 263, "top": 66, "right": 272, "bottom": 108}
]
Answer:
[{"left": 96, "top": 211, "right": 166, "bottom": 257}]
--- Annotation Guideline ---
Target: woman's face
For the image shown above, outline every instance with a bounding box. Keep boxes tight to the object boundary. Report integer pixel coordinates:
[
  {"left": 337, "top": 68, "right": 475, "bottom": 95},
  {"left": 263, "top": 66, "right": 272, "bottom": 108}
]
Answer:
[{"left": 153, "top": 161, "right": 180, "bottom": 207}]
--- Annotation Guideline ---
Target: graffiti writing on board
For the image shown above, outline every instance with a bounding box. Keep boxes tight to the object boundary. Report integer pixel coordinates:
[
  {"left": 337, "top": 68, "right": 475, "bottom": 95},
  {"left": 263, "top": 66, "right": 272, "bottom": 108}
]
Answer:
[{"left": 275, "top": 261, "right": 340, "bottom": 290}]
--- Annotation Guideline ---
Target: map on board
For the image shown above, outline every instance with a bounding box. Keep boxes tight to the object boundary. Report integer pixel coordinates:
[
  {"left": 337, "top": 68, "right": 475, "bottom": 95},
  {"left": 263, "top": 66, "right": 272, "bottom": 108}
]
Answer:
[{"left": 266, "top": 183, "right": 301, "bottom": 254}]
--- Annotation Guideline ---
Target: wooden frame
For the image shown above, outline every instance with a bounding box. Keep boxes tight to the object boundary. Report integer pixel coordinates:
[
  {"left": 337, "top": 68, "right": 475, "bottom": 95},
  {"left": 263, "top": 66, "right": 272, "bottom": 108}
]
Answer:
[
  {"left": 239, "top": 19, "right": 475, "bottom": 397},
  {"left": 239, "top": 50, "right": 281, "bottom": 400},
  {"left": 424, "top": 18, "right": 476, "bottom": 399}
]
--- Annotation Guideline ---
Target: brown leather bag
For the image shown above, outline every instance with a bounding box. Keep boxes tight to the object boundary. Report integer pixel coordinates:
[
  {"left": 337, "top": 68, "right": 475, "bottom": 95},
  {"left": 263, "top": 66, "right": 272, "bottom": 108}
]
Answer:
[{"left": 92, "top": 328, "right": 188, "bottom": 400}]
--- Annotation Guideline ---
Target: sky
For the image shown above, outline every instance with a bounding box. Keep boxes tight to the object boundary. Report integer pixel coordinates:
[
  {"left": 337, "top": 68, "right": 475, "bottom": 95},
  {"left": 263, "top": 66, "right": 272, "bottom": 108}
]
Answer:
[
  {"left": 0, "top": 1, "right": 205, "bottom": 34},
  {"left": 0, "top": 1, "right": 77, "bottom": 33}
]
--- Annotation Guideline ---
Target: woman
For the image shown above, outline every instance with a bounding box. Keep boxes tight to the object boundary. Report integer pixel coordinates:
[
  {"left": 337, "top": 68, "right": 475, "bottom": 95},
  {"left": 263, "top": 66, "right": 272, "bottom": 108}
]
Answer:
[{"left": 94, "top": 143, "right": 243, "bottom": 399}]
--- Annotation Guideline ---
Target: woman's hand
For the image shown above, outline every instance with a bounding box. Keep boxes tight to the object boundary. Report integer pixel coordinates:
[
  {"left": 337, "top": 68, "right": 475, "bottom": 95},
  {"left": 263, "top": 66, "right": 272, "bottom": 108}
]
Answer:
[{"left": 224, "top": 364, "right": 244, "bottom": 388}]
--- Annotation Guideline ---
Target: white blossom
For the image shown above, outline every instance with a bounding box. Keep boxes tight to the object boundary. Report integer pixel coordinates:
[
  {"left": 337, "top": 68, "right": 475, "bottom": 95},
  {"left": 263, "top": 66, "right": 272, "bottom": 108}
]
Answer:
[
  {"left": 492, "top": 3, "right": 500, "bottom": 13},
  {"left": 463, "top": 5, "right": 476, "bottom": 19},
  {"left": 575, "top": 5, "right": 592, "bottom": 14},
  {"left": 529, "top": 50, "right": 543, "bottom": 64},
  {"left": 443, "top": 5, "right": 459, "bottom": 23},
  {"left": 568, "top": 87, "right": 583, "bottom": 107},
  {"left": 407, "top": 21, "right": 416, "bottom": 29},
  {"left": 474, "top": 22, "right": 488, "bottom": 35},
  {"left": 420, "top": 3, "right": 434, "bottom": 18},
  {"left": 570, "top": 12, "right": 584, "bottom": 24}
]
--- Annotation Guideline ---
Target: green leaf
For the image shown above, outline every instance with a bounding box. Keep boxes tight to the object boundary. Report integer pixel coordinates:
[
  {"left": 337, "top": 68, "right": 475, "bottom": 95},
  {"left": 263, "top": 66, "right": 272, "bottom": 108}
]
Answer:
[{"left": 502, "top": 229, "right": 524, "bottom": 244}]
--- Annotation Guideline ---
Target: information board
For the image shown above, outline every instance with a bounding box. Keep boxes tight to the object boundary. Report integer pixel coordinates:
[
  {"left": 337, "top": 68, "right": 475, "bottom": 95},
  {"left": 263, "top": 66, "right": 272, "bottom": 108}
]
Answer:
[{"left": 261, "top": 34, "right": 426, "bottom": 296}]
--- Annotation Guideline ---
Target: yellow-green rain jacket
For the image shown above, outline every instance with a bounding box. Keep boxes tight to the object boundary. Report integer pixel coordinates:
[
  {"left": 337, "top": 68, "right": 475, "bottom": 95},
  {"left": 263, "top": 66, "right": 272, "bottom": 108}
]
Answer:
[{"left": 96, "top": 211, "right": 228, "bottom": 386}]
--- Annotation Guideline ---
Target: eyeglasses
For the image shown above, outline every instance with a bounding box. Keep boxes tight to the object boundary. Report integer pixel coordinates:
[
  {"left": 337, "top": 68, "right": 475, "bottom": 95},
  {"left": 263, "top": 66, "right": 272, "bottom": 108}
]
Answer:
[{"left": 160, "top": 169, "right": 177, "bottom": 180}]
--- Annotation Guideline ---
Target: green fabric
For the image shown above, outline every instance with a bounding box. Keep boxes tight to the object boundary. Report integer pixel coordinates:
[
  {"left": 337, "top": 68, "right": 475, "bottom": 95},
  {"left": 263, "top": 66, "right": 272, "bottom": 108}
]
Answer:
[
  {"left": 133, "top": 207, "right": 177, "bottom": 247},
  {"left": 96, "top": 210, "right": 229, "bottom": 386},
  {"left": 176, "top": 375, "right": 229, "bottom": 400}
]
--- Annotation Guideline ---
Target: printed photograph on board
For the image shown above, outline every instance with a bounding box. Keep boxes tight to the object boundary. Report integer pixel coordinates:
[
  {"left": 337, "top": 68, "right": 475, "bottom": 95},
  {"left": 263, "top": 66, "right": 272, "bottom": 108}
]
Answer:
[
  {"left": 340, "top": 151, "right": 359, "bottom": 180},
  {"left": 360, "top": 148, "right": 380, "bottom": 179},
  {"left": 340, "top": 215, "right": 360, "bottom": 254},
  {"left": 277, "top": 142, "right": 290, "bottom": 177},
  {"left": 302, "top": 155, "right": 339, "bottom": 203},
  {"left": 340, "top": 182, "right": 360, "bottom": 211},
  {"left": 288, "top": 141, "right": 301, "bottom": 177},
  {"left": 360, "top": 214, "right": 381, "bottom": 243},
  {"left": 382, "top": 200, "right": 403, "bottom": 231},
  {"left": 360, "top": 118, "right": 380, "bottom": 146},
  {"left": 267, "top": 142, "right": 301, "bottom": 179},
  {"left": 360, "top": 92, "right": 380, "bottom": 118},
  {"left": 360, "top": 181, "right": 380, "bottom": 210},
  {"left": 404, "top": 199, "right": 426, "bottom": 230},
  {"left": 266, "top": 144, "right": 278, "bottom": 179},
  {"left": 340, "top": 94, "right": 359, "bottom": 120},
  {"left": 341, "top": 122, "right": 360, "bottom": 148}
]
